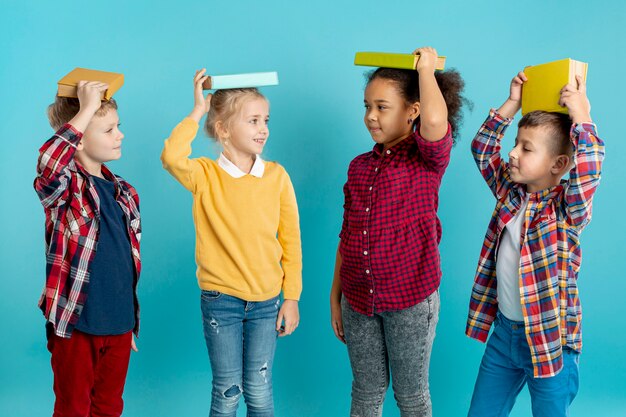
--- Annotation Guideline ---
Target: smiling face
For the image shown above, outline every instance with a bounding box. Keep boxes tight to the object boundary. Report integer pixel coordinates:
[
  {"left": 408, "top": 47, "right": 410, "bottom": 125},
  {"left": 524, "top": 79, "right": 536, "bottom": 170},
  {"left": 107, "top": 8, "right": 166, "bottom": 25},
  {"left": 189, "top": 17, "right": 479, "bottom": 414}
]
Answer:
[
  {"left": 363, "top": 78, "right": 419, "bottom": 149},
  {"left": 77, "top": 108, "right": 124, "bottom": 166},
  {"left": 223, "top": 97, "right": 270, "bottom": 158},
  {"left": 508, "top": 126, "right": 568, "bottom": 192}
]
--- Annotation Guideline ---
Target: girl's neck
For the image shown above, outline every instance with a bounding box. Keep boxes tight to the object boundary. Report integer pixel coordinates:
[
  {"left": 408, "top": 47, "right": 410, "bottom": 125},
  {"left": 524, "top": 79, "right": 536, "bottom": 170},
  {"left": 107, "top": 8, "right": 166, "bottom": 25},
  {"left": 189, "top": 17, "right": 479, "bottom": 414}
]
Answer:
[
  {"left": 223, "top": 149, "right": 255, "bottom": 174},
  {"left": 383, "top": 131, "right": 412, "bottom": 152}
]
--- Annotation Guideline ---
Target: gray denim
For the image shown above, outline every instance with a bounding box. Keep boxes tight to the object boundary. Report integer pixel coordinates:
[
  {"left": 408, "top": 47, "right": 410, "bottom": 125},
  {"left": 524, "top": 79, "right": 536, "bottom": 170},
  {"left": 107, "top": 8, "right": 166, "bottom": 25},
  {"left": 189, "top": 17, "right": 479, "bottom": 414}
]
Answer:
[{"left": 342, "top": 290, "right": 440, "bottom": 417}]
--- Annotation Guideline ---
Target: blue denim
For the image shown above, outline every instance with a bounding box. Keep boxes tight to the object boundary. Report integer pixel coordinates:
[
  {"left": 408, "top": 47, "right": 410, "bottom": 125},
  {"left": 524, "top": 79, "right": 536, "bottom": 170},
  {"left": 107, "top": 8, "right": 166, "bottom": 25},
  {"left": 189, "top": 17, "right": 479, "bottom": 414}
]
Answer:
[
  {"left": 468, "top": 311, "right": 580, "bottom": 417},
  {"left": 200, "top": 291, "right": 280, "bottom": 417}
]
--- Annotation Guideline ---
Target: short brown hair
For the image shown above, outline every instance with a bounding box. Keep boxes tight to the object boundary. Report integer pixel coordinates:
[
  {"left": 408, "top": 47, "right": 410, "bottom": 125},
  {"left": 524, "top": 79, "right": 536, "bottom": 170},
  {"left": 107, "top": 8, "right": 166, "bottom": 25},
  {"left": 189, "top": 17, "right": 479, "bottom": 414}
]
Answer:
[
  {"left": 47, "top": 96, "right": 118, "bottom": 131},
  {"left": 518, "top": 111, "right": 573, "bottom": 156},
  {"left": 204, "top": 88, "right": 267, "bottom": 140}
]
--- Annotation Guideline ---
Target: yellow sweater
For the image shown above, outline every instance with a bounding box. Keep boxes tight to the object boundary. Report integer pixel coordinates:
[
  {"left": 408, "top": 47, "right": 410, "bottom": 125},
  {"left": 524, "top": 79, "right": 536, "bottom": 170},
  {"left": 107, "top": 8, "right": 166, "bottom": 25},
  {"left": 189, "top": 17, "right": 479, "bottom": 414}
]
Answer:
[{"left": 161, "top": 118, "right": 302, "bottom": 301}]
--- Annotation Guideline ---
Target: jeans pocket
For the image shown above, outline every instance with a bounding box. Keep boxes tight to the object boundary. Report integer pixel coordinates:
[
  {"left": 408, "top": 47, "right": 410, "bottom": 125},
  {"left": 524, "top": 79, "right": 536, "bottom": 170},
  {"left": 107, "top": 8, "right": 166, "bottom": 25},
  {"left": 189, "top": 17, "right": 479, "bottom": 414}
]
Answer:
[{"left": 201, "top": 290, "right": 222, "bottom": 302}]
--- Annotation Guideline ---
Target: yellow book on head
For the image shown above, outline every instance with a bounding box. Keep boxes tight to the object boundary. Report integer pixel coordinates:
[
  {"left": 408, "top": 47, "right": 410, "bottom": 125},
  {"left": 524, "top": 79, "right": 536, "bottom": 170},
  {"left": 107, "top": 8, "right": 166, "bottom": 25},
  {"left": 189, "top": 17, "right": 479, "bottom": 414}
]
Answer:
[
  {"left": 354, "top": 52, "right": 446, "bottom": 71},
  {"left": 521, "top": 58, "right": 588, "bottom": 115},
  {"left": 57, "top": 68, "right": 124, "bottom": 101}
]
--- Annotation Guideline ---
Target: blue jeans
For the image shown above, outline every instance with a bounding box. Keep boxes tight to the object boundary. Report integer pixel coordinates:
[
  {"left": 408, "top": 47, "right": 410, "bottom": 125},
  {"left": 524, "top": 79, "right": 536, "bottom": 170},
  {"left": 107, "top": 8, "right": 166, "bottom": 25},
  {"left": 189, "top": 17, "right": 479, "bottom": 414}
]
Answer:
[
  {"left": 201, "top": 291, "right": 280, "bottom": 417},
  {"left": 468, "top": 312, "right": 580, "bottom": 417},
  {"left": 342, "top": 291, "right": 440, "bottom": 417}
]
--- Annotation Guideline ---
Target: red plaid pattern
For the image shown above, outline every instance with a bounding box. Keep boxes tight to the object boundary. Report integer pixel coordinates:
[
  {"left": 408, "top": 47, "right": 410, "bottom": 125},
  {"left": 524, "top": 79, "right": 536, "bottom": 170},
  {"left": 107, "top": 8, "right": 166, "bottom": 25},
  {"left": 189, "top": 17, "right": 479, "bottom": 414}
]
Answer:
[
  {"left": 339, "top": 125, "right": 453, "bottom": 315},
  {"left": 466, "top": 110, "right": 604, "bottom": 377},
  {"left": 34, "top": 124, "right": 142, "bottom": 338}
]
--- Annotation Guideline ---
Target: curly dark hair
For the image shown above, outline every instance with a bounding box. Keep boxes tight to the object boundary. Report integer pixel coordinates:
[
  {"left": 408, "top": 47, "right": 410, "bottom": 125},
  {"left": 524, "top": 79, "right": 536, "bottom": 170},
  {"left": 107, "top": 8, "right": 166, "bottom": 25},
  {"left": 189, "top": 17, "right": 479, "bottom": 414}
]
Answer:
[{"left": 366, "top": 67, "right": 472, "bottom": 144}]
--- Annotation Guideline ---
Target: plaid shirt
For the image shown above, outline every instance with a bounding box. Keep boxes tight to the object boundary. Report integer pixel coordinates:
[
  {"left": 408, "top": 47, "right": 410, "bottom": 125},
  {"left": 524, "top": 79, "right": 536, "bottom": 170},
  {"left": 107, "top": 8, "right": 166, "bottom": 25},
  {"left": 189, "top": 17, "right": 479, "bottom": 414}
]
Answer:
[
  {"left": 34, "top": 124, "right": 142, "bottom": 338},
  {"left": 466, "top": 110, "right": 604, "bottom": 378},
  {"left": 340, "top": 125, "right": 453, "bottom": 315}
]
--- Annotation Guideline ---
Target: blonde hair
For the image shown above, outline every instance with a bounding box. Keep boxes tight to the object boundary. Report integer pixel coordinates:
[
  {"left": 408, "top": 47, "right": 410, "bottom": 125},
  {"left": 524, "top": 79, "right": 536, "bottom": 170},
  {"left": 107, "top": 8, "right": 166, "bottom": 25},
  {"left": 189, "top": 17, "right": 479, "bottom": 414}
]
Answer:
[
  {"left": 47, "top": 96, "right": 118, "bottom": 131},
  {"left": 204, "top": 88, "right": 267, "bottom": 140}
]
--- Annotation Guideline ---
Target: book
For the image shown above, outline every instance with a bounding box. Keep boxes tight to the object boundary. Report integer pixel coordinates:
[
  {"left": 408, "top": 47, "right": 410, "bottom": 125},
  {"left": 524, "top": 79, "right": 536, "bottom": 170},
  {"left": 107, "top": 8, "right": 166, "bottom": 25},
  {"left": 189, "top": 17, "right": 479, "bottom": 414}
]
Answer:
[
  {"left": 57, "top": 68, "right": 124, "bottom": 101},
  {"left": 202, "top": 72, "right": 279, "bottom": 90},
  {"left": 354, "top": 52, "right": 446, "bottom": 71},
  {"left": 521, "top": 58, "right": 588, "bottom": 115}
]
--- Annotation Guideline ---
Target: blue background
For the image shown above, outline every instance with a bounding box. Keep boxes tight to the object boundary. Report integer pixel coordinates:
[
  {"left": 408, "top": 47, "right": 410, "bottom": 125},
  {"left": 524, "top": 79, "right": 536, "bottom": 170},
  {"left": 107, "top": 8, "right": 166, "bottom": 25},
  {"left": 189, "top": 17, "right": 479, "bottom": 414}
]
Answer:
[{"left": 1, "top": 0, "right": 624, "bottom": 416}]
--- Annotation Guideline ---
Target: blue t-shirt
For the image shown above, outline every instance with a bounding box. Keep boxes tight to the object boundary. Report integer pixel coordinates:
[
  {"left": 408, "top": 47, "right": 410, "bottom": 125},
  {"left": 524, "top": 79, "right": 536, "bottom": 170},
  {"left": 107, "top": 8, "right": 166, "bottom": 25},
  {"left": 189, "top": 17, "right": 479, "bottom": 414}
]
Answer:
[{"left": 76, "top": 175, "right": 136, "bottom": 335}]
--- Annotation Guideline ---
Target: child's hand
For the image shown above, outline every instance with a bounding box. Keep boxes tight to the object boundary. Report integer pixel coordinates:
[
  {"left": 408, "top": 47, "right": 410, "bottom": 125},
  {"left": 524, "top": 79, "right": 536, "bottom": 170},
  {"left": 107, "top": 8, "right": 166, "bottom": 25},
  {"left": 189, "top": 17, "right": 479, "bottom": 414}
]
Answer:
[
  {"left": 559, "top": 75, "right": 592, "bottom": 124},
  {"left": 66, "top": 81, "right": 108, "bottom": 133},
  {"left": 497, "top": 71, "right": 527, "bottom": 118},
  {"left": 131, "top": 335, "right": 138, "bottom": 352},
  {"left": 276, "top": 299, "right": 299, "bottom": 337},
  {"left": 76, "top": 80, "right": 108, "bottom": 115},
  {"left": 413, "top": 46, "right": 439, "bottom": 74},
  {"left": 188, "top": 69, "right": 213, "bottom": 123},
  {"left": 509, "top": 71, "right": 527, "bottom": 103},
  {"left": 330, "top": 296, "right": 345, "bottom": 344}
]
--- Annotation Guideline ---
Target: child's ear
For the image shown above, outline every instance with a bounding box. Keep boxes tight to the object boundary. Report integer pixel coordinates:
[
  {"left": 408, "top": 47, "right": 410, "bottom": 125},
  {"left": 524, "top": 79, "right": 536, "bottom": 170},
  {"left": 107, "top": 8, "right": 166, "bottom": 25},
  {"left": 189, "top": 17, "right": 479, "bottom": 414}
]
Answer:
[
  {"left": 215, "top": 120, "right": 229, "bottom": 140},
  {"left": 551, "top": 154, "right": 570, "bottom": 175},
  {"left": 410, "top": 102, "right": 421, "bottom": 119}
]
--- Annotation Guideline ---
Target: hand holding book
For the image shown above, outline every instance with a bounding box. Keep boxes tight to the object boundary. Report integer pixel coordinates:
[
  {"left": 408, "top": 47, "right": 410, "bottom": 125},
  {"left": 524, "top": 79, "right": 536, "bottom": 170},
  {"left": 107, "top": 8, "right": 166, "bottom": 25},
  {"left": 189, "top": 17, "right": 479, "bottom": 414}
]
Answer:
[{"left": 559, "top": 76, "right": 592, "bottom": 124}]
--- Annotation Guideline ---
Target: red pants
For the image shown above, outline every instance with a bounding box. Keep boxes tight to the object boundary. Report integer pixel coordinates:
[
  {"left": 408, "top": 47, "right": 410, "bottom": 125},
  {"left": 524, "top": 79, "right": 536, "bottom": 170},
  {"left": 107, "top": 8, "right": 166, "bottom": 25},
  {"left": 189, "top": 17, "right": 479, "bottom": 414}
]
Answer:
[{"left": 47, "top": 329, "right": 132, "bottom": 417}]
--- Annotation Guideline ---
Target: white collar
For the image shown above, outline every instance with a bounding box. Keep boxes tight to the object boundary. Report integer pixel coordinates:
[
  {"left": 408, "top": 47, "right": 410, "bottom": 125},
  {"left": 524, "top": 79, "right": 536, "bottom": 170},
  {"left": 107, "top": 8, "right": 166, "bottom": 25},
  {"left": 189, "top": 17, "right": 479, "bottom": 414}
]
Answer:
[{"left": 218, "top": 153, "right": 265, "bottom": 178}]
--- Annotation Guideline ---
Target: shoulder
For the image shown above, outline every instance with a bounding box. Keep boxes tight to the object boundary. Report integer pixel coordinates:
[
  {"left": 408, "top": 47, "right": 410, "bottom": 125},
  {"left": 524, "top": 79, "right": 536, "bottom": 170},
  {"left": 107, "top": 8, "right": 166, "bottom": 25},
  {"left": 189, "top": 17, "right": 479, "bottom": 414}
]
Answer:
[{"left": 348, "top": 151, "right": 373, "bottom": 172}]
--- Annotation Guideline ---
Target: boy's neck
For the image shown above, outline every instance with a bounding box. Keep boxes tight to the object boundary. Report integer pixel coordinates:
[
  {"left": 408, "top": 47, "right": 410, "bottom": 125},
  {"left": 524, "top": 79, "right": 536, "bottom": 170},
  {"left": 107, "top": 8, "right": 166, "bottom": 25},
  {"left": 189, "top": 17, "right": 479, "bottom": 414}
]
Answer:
[
  {"left": 525, "top": 176, "right": 562, "bottom": 194},
  {"left": 75, "top": 154, "right": 104, "bottom": 178}
]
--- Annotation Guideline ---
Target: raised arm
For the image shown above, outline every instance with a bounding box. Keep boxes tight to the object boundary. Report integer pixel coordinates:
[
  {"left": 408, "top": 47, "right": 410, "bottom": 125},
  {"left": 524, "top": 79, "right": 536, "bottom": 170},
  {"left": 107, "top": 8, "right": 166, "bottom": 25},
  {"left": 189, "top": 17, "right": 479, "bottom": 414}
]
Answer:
[
  {"left": 34, "top": 81, "right": 107, "bottom": 208},
  {"left": 160, "top": 69, "right": 212, "bottom": 192}
]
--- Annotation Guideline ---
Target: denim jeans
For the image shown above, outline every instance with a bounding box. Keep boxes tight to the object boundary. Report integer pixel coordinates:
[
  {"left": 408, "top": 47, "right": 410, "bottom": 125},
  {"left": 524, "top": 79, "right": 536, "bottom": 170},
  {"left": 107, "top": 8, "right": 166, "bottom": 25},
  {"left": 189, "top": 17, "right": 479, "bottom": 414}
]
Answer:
[
  {"left": 201, "top": 290, "right": 280, "bottom": 417},
  {"left": 342, "top": 290, "right": 440, "bottom": 417},
  {"left": 468, "top": 311, "right": 580, "bottom": 417}
]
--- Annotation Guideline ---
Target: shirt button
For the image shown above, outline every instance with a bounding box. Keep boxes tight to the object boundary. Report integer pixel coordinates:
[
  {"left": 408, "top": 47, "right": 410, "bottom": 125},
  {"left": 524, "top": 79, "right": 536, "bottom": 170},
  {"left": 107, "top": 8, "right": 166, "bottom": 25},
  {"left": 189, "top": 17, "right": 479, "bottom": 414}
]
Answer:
[
  {"left": 369, "top": 186, "right": 373, "bottom": 191},
  {"left": 364, "top": 251, "right": 368, "bottom": 255},
  {"left": 363, "top": 230, "right": 367, "bottom": 235},
  {"left": 374, "top": 167, "right": 378, "bottom": 172},
  {"left": 366, "top": 269, "right": 370, "bottom": 274},
  {"left": 369, "top": 289, "right": 373, "bottom": 293},
  {"left": 386, "top": 150, "right": 391, "bottom": 155},
  {"left": 365, "top": 208, "right": 370, "bottom": 212}
]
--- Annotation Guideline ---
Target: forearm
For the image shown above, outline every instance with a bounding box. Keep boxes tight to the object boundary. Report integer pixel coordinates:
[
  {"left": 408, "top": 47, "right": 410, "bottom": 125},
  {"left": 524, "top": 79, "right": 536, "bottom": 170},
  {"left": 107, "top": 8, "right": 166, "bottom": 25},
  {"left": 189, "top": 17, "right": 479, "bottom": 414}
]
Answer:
[
  {"left": 330, "top": 246, "right": 342, "bottom": 303},
  {"left": 160, "top": 118, "right": 200, "bottom": 191},
  {"left": 496, "top": 98, "right": 521, "bottom": 119}
]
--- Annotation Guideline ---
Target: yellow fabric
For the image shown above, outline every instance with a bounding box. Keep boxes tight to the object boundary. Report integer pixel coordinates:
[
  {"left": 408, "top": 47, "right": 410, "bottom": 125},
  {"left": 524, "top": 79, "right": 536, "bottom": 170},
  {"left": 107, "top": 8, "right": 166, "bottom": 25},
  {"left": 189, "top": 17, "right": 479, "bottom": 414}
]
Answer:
[{"left": 161, "top": 118, "right": 302, "bottom": 301}]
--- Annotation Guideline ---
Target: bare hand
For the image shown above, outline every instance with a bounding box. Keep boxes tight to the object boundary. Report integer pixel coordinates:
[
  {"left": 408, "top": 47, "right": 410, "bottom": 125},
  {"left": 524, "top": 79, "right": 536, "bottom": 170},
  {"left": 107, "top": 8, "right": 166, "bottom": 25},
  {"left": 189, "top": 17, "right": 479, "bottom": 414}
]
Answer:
[
  {"left": 413, "top": 46, "right": 438, "bottom": 74},
  {"left": 509, "top": 71, "right": 527, "bottom": 103},
  {"left": 131, "top": 335, "right": 138, "bottom": 352},
  {"left": 559, "top": 75, "right": 592, "bottom": 124},
  {"left": 330, "top": 297, "right": 345, "bottom": 344},
  {"left": 76, "top": 80, "right": 108, "bottom": 115},
  {"left": 276, "top": 299, "right": 299, "bottom": 337},
  {"left": 193, "top": 69, "right": 212, "bottom": 113}
]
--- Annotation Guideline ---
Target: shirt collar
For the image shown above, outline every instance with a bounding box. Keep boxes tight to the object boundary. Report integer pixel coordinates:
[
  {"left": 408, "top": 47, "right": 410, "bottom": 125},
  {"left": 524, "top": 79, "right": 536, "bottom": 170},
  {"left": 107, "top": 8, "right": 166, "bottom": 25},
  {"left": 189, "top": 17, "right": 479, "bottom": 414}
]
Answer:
[
  {"left": 372, "top": 132, "right": 415, "bottom": 158},
  {"left": 218, "top": 153, "right": 265, "bottom": 178},
  {"left": 514, "top": 181, "right": 565, "bottom": 203}
]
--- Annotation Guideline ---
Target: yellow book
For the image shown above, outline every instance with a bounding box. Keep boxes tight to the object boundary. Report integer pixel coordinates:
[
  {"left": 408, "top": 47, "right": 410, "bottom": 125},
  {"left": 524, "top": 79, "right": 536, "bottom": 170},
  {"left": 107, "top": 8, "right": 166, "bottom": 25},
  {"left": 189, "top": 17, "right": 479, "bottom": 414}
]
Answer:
[
  {"left": 521, "top": 58, "right": 588, "bottom": 115},
  {"left": 57, "top": 68, "right": 124, "bottom": 101},
  {"left": 354, "top": 52, "right": 446, "bottom": 71}
]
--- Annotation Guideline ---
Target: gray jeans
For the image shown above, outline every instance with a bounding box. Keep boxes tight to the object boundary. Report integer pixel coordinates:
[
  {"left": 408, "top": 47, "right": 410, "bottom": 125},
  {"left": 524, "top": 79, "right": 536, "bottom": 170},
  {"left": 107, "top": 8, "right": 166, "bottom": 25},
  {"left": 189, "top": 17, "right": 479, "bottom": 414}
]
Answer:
[{"left": 342, "top": 290, "right": 440, "bottom": 417}]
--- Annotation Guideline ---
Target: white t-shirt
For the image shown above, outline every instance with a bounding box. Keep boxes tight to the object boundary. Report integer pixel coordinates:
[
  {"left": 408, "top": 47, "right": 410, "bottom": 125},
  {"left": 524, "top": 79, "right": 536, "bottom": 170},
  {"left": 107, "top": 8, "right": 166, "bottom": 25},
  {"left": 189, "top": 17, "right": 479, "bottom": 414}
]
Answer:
[{"left": 496, "top": 194, "right": 529, "bottom": 322}]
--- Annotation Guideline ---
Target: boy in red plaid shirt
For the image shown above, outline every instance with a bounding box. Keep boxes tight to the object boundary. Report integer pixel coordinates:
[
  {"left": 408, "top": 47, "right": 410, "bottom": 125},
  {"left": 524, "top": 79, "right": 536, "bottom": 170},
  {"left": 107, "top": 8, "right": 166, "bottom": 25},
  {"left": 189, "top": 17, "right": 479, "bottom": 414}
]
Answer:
[
  {"left": 466, "top": 72, "right": 604, "bottom": 417},
  {"left": 34, "top": 81, "right": 141, "bottom": 417}
]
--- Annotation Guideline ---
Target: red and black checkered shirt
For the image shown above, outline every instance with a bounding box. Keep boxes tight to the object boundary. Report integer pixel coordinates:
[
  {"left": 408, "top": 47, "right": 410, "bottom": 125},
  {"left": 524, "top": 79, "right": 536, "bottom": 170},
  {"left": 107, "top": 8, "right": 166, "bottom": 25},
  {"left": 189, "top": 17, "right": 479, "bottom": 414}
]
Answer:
[
  {"left": 339, "top": 125, "right": 453, "bottom": 315},
  {"left": 34, "top": 124, "right": 142, "bottom": 338}
]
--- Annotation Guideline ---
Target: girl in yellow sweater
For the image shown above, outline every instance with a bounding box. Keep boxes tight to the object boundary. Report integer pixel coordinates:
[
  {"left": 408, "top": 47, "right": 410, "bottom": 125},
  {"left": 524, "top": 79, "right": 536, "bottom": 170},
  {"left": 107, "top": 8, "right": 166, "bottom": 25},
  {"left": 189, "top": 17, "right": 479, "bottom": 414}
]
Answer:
[{"left": 161, "top": 69, "right": 302, "bottom": 417}]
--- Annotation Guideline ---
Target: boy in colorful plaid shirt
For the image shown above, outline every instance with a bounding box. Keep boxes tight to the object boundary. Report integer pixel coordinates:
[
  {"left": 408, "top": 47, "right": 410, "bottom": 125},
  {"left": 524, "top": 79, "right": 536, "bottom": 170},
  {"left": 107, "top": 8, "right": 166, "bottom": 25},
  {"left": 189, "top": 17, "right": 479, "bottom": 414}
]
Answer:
[
  {"left": 465, "top": 71, "right": 604, "bottom": 417},
  {"left": 34, "top": 81, "right": 141, "bottom": 417}
]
